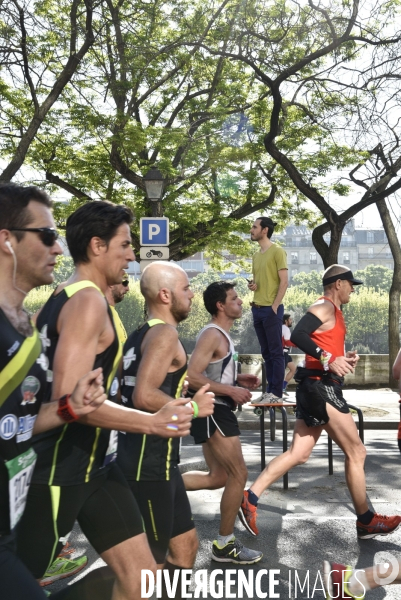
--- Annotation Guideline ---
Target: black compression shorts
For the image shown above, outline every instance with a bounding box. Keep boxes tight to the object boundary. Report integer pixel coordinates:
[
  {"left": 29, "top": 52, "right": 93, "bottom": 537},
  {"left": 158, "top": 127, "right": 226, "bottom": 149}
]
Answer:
[
  {"left": 128, "top": 470, "right": 194, "bottom": 564},
  {"left": 190, "top": 403, "right": 240, "bottom": 444},
  {"left": 295, "top": 370, "right": 349, "bottom": 427},
  {"left": 16, "top": 463, "right": 144, "bottom": 578}
]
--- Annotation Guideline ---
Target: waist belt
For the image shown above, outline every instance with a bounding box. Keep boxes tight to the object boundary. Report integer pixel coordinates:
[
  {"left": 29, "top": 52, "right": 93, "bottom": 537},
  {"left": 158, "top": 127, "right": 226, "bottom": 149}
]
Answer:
[
  {"left": 295, "top": 366, "right": 344, "bottom": 386},
  {"left": 250, "top": 302, "right": 268, "bottom": 308}
]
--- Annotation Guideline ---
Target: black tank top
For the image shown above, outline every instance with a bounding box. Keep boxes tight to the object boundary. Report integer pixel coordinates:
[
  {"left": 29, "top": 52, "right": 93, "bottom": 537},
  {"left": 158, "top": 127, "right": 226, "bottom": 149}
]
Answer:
[
  {"left": 32, "top": 281, "right": 121, "bottom": 486},
  {"left": 117, "top": 319, "right": 187, "bottom": 481},
  {"left": 0, "top": 309, "right": 47, "bottom": 533}
]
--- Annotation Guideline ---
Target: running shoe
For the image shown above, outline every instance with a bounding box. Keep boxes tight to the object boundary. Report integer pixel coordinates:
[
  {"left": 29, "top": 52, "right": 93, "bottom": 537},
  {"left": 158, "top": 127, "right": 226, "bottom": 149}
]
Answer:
[
  {"left": 323, "top": 561, "right": 364, "bottom": 599},
  {"left": 212, "top": 538, "right": 263, "bottom": 564},
  {"left": 251, "top": 392, "right": 283, "bottom": 404},
  {"left": 282, "top": 389, "right": 290, "bottom": 397},
  {"left": 39, "top": 556, "right": 88, "bottom": 587},
  {"left": 58, "top": 541, "right": 75, "bottom": 558},
  {"left": 238, "top": 490, "right": 259, "bottom": 536},
  {"left": 356, "top": 513, "right": 401, "bottom": 539}
]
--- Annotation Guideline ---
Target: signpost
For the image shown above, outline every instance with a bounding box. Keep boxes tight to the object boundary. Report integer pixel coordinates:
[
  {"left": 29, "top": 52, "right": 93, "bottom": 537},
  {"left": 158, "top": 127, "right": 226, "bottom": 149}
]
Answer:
[{"left": 139, "top": 217, "right": 169, "bottom": 272}]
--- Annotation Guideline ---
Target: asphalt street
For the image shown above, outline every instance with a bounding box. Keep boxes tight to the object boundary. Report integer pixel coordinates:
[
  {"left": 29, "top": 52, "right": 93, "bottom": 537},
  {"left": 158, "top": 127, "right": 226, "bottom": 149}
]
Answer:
[{"left": 46, "top": 390, "right": 401, "bottom": 599}]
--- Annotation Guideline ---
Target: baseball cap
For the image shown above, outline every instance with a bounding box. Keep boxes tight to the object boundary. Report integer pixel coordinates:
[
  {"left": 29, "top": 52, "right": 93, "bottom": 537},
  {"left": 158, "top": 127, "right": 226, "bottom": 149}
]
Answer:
[{"left": 322, "top": 270, "right": 363, "bottom": 287}]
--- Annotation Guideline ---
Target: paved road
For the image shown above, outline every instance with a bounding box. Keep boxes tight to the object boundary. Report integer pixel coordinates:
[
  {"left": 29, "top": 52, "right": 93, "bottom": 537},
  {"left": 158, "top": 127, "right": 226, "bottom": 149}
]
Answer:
[{"left": 48, "top": 424, "right": 401, "bottom": 599}]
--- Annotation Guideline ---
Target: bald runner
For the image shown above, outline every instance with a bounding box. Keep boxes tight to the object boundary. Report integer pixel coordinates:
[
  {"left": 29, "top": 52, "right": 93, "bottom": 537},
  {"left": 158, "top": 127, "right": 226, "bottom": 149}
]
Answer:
[{"left": 118, "top": 261, "right": 215, "bottom": 599}]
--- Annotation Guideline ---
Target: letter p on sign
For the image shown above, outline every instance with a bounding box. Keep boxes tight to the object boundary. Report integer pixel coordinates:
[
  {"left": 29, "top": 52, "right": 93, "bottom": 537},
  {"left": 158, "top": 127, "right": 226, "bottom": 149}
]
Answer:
[{"left": 149, "top": 224, "right": 160, "bottom": 239}]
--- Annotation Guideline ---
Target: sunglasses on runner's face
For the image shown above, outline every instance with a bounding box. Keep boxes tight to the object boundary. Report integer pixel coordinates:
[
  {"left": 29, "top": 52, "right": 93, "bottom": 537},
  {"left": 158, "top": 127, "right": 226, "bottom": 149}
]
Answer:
[
  {"left": 9, "top": 227, "right": 59, "bottom": 247},
  {"left": 122, "top": 280, "right": 129, "bottom": 287}
]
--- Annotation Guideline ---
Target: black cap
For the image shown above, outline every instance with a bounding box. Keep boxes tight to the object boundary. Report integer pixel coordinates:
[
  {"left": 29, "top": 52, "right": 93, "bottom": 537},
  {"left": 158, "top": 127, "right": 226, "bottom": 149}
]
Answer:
[{"left": 322, "top": 270, "right": 363, "bottom": 287}]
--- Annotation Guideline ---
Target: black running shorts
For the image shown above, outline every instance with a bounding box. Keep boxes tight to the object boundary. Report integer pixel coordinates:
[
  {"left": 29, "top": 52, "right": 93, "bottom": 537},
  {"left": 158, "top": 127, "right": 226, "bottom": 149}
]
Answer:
[
  {"left": 284, "top": 352, "right": 293, "bottom": 368},
  {"left": 16, "top": 463, "right": 145, "bottom": 578},
  {"left": 190, "top": 403, "right": 241, "bottom": 444},
  {"left": 296, "top": 374, "right": 350, "bottom": 427},
  {"left": 128, "top": 470, "right": 195, "bottom": 564}
]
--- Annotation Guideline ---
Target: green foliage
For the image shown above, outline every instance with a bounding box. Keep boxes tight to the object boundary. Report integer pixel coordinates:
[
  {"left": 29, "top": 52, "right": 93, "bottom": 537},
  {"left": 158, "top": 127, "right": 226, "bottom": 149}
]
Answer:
[
  {"left": 290, "top": 270, "right": 324, "bottom": 295},
  {"left": 53, "top": 256, "right": 75, "bottom": 285},
  {"left": 354, "top": 265, "right": 393, "bottom": 293},
  {"left": 23, "top": 275, "right": 389, "bottom": 354}
]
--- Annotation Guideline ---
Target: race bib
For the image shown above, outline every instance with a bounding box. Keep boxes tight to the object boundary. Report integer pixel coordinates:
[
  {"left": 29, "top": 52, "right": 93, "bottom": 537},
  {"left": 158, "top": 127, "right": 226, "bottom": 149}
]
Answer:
[
  {"left": 102, "top": 430, "right": 118, "bottom": 467},
  {"left": 6, "top": 447, "right": 37, "bottom": 530}
]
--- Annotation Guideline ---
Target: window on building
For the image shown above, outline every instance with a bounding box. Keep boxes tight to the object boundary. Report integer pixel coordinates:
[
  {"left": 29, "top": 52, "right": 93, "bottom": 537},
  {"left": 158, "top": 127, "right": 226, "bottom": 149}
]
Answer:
[
  {"left": 310, "top": 252, "right": 317, "bottom": 264},
  {"left": 343, "top": 252, "right": 350, "bottom": 264},
  {"left": 367, "top": 232, "right": 374, "bottom": 243},
  {"left": 368, "top": 247, "right": 374, "bottom": 256},
  {"left": 291, "top": 251, "right": 299, "bottom": 264}
]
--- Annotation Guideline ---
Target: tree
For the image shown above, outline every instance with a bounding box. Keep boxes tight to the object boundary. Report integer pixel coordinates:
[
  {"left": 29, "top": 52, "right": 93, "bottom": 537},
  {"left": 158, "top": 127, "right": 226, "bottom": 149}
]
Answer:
[{"left": 0, "top": 0, "right": 96, "bottom": 182}]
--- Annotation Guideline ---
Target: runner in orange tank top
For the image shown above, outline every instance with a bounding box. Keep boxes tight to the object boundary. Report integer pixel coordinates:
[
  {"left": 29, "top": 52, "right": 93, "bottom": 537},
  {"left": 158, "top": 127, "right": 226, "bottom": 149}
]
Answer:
[{"left": 239, "top": 265, "right": 401, "bottom": 541}]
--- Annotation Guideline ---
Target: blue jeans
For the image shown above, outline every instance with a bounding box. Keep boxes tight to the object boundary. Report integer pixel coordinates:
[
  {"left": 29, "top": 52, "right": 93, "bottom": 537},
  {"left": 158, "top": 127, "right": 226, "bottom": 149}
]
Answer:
[{"left": 252, "top": 304, "right": 285, "bottom": 397}]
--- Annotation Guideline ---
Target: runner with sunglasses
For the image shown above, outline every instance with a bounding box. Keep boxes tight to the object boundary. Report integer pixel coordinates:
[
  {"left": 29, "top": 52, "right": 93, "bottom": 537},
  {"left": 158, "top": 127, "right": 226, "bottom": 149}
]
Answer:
[
  {"left": 105, "top": 273, "right": 130, "bottom": 345},
  {"left": 0, "top": 183, "right": 108, "bottom": 599},
  {"left": 16, "top": 201, "right": 195, "bottom": 600}
]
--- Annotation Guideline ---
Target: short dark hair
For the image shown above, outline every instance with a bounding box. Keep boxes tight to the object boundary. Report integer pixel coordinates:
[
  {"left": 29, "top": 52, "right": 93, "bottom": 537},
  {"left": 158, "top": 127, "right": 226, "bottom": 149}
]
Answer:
[
  {"left": 66, "top": 201, "right": 134, "bottom": 264},
  {"left": 0, "top": 183, "right": 52, "bottom": 241},
  {"left": 203, "top": 281, "right": 236, "bottom": 316},
  {"left": 256, "top": 216, "right": 276, "bottom": 239},
  {"left": 283, "top": 313, "right": 291, "bottom": 323}
]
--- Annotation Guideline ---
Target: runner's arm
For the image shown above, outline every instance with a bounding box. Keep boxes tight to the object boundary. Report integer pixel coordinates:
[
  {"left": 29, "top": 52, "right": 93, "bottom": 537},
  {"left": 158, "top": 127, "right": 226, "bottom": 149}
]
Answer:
[{"left": 34, "top": 368, "right": 106, "bottom": 433}]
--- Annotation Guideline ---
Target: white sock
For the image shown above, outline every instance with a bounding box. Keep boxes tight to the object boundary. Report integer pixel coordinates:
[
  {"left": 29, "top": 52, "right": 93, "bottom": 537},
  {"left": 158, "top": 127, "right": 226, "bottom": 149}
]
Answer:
[
  {"left": 348, "top": 570, "right": 371, "bottom": 597},
  {"left": 216, "top": 533, "right": 235, "bottom": 547}
]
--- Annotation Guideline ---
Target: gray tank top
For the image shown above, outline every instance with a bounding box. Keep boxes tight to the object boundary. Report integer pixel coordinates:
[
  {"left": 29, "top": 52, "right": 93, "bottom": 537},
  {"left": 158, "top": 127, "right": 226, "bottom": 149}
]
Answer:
[{"left": 196, "top": 324, "right": 238, "bottom": 408}]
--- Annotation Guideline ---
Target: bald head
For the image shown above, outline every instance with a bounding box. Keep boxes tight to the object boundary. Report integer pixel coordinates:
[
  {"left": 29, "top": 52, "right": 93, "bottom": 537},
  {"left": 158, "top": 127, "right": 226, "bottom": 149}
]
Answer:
[{"left": 140, "top": 261, "right": 187, "bottom": 302}]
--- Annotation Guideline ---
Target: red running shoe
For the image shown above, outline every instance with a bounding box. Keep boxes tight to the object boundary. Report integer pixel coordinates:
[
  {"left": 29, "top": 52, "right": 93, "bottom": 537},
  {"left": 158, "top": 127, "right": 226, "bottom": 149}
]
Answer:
[
  {"left": 238, "top": 490, "right": 259, "bottom": 536},
  {"left": 323, "top": 561, "right": 364, "bottom": 599},
  {"left": 58, "top": 541, "right": 75, "bottom": 558},
  {"left": 356, "top": 513, "right": 401, "bottom": 539}
]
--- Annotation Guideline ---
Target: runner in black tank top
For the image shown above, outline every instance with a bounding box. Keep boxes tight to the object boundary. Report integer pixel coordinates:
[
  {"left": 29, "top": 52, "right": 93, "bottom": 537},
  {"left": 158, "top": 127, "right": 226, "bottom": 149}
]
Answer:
[
  {"left": 32, "top": 281, "right": 120, "bottom": 485},
  {"left": 116, "top": 260, "right": 214, "bottom": 600},
  {"left": 16, "top": 201, "right": 158, "bottom": 599},
  {"left": 118, "top": 319, "right": 187, "bottom": 481},
  {"left": 0, "top": 186, "right": 107, "bottom": 600}
]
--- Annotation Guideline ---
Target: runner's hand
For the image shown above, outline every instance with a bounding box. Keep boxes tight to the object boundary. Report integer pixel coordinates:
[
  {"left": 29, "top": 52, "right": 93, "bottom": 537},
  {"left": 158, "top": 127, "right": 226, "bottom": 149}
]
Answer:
[
  {"left": 329, "top": 356, "right": 355, "bottom": 377},
  {"left": 70, "top": 368, "right": 106, "bottom": 414},
  {"left": 346, "top": 350, "right": 360, "bottom": 366},
  {"left": 237, "top": 374, "right": 260, "bottom": 390},
  {"left": 230, "top": 386, "right": 252, "bottom": 405},
  {"left": 193, "top": 383, "right": 215, "bottom": 417},
  {"left": 181, "top": 379, "right": 189, "bottom": 397},
  {"left": 150, "top": 398, "right": 193, "bottom": 438}
]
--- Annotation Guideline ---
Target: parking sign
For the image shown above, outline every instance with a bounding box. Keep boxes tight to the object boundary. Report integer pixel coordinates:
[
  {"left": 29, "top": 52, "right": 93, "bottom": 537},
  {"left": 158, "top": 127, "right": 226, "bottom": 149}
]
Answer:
[{"left": 140, "top": 217, "right": 169, "bottom": 246}]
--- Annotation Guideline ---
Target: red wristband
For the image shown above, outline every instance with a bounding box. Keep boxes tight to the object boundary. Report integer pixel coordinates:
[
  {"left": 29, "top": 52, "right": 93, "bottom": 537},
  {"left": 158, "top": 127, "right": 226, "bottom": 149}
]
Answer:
[{"left": 57, "top": 394, "right": 78, "bottom": 423}]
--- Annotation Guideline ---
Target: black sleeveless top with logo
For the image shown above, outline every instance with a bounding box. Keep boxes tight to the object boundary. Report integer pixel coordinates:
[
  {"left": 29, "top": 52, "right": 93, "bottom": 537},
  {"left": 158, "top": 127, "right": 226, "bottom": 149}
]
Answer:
[
  {"left": 0, "top": 309, "right": 47, "bottom": 534},
  {"left": 31, "top": 281, "right": 121, "bottom": 486},
  {"left": 117, "top": 319, "right": 187, "bottom": 482}
]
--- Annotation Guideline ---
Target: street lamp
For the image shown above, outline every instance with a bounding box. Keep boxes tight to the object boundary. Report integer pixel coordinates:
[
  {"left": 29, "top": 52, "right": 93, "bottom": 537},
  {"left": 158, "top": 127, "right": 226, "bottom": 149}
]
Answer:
[{"left": 144, "top": 167, "right": 165, "bottom": 217}]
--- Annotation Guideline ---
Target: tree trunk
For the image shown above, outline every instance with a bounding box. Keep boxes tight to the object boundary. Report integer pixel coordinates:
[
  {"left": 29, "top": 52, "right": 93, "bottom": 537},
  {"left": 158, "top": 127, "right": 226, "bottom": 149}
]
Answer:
[
  {"left": 376, "top": 199, "right": 401, "bottom": 387},
  {"left": 312, "top": 219, "right": 344, "bottom": 268}
]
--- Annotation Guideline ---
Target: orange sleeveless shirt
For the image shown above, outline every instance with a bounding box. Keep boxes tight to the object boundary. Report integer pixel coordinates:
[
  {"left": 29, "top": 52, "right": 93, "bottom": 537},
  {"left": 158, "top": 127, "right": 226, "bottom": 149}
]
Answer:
[{"left": 305, "top": 296, "right": 346, "bottom": 371}]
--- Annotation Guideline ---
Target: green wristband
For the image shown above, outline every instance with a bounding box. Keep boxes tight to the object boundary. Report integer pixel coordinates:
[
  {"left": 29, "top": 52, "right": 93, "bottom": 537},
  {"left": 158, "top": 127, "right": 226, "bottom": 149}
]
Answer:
[{"left": 190, "top": 400, "right": 199, "bottom": 419}]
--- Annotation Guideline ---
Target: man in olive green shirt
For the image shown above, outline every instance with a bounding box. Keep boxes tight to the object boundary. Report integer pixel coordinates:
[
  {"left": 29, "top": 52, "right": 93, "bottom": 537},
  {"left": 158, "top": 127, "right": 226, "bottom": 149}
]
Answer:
[{"left": 248, "top": 216, "right": 288, "bottom": 402}]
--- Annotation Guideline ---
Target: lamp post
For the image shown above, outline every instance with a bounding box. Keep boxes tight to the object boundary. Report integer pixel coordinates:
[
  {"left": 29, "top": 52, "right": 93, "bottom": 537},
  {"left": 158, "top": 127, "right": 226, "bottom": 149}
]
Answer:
[{"left": 144, "top": 167, "right": 165, "bottom": 217}]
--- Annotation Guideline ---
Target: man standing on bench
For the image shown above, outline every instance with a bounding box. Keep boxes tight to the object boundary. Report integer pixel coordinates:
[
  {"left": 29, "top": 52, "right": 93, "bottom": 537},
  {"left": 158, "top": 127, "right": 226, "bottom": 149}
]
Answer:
[{"left": 240, "top": 264, "right": 401, "bottom": 539}]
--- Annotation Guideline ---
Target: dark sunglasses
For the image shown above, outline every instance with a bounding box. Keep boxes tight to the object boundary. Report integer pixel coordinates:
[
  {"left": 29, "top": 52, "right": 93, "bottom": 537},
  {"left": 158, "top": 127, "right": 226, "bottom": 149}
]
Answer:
[
  {"left": 9, "top": 227, "right": 59, "bottom": 247},
  {"left": 121, "top": 279, "right": 129, "bottom": 287}
]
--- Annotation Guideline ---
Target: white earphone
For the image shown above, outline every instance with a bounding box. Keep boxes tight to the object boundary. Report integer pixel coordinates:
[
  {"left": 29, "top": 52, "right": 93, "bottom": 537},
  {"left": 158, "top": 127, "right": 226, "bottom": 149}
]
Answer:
[{"left": 5, "top": 240, "right": 14, "bottom": 253}]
